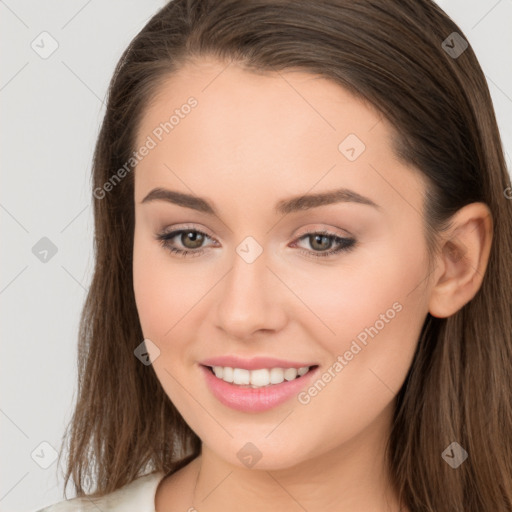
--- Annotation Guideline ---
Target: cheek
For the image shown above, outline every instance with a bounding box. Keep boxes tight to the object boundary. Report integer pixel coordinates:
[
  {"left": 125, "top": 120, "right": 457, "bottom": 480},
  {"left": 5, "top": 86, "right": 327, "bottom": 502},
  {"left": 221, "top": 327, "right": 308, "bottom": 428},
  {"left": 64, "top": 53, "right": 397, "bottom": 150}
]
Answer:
[
  {"left": 132, "top": 235, "right": 198, "bottom": 404},
  {"left": 133, "top": 227, "right": 188, "bottom": 335},
  {"left": 132, "top": 228, "right": 177, "bottom": 339},
  {"left": 293, "top": 237, "right": 428, "bottom": 350},
  {"left": 299, "top": 232, "right": 429, "bottom": 397},
  {"left": 291, "top": 281, "right": 426, "bottom": 460}
]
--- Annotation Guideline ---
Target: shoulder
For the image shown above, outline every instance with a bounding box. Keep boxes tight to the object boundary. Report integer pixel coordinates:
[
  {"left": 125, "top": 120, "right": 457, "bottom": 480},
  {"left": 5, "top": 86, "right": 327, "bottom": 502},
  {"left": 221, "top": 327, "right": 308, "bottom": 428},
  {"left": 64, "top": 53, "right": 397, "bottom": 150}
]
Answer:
[{"left": 33, "top": 471, "right": 166, "bottom": 512}]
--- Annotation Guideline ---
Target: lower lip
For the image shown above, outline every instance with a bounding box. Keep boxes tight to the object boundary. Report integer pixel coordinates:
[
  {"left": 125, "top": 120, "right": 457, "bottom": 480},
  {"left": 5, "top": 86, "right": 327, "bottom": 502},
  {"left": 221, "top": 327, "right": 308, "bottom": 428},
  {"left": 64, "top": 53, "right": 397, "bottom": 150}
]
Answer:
[{"left": 200, "top": 365, "right": 319, "bottom": 413}]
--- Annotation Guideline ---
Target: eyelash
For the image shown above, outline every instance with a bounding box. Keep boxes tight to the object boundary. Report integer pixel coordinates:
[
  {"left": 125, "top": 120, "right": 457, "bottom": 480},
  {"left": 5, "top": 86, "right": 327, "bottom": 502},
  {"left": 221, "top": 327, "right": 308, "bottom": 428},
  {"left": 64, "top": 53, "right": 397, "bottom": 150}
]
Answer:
[{"left": 155, "top": 227, "right": 356, "bottom": 260}]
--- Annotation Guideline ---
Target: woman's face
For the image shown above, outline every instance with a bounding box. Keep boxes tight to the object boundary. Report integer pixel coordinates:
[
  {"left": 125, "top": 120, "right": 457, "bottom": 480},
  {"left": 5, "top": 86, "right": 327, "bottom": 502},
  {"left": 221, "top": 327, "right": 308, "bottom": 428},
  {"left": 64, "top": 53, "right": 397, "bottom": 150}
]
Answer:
[{"left": 132, "top": 58, "right": 434, "bottom": 470}]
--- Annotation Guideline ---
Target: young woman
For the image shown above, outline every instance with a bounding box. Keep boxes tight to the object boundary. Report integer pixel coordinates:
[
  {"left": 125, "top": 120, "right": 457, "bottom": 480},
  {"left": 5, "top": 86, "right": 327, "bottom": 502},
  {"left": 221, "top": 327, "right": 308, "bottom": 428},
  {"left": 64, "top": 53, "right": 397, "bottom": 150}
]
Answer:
[{"left": 35, "top": 0, "right": 512, "bottom": 511}]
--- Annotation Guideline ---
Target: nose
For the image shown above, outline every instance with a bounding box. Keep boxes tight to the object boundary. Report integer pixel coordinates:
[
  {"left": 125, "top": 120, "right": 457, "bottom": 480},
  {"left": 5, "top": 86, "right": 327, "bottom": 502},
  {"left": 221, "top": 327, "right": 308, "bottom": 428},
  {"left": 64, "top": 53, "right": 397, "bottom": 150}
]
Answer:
[{"left": 214, "top": 245, "right": 287, "bottom": 340}]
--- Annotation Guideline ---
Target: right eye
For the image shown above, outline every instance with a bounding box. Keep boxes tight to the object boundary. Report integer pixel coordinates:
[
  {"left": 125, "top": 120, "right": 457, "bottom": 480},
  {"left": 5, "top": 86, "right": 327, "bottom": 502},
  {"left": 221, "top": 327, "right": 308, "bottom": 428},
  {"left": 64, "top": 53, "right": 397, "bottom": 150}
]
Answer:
[{"left": 155, "top": 228, "right": 218, "bottom": 258}]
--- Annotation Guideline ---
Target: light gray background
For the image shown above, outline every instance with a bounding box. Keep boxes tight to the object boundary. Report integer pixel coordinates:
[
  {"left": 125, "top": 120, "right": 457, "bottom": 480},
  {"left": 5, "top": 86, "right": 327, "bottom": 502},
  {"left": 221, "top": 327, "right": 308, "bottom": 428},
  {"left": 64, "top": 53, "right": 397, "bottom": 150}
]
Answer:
[{"left": 1, "top": 1, "right": 511, "bottom": 511}]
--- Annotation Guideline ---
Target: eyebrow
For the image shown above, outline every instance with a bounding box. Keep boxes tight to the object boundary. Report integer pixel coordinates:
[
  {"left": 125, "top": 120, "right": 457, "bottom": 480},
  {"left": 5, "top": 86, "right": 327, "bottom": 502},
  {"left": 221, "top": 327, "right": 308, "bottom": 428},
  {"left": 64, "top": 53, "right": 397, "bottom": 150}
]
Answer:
[{"left": 140, "top": 187, "right": 381, "bottom": 215}]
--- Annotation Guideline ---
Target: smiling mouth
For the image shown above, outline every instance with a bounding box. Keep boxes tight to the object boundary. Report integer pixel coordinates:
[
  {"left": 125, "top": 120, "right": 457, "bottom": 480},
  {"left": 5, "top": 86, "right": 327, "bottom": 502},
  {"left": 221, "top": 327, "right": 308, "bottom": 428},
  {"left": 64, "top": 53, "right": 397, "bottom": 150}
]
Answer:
[{"left": 203, "top": 364, "right": 319, "bottom": 389}]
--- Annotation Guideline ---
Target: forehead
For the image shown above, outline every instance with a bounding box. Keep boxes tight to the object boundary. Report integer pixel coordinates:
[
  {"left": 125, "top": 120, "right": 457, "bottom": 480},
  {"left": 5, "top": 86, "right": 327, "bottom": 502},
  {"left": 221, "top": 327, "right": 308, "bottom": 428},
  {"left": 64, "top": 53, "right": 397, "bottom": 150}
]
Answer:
[
  {"left": 133, "top": 59, "right": 426, "bottom": 218},
  {"left": 137, "top": 58, "right": 385, "bottom": 150}
]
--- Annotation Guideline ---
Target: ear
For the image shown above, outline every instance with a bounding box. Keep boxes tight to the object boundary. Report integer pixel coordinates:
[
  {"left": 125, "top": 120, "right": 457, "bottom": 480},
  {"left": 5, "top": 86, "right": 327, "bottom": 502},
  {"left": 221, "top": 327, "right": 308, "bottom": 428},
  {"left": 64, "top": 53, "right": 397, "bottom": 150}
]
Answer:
[{"left": 428, "top": 202, "right": 493, "bottom": 318}]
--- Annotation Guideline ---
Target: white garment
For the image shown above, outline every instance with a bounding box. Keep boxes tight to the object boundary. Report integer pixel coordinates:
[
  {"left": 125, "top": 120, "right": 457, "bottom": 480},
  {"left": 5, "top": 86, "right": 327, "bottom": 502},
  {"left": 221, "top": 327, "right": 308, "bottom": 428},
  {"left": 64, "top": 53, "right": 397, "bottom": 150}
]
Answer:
[{"left": 32, "top": 471, "right": 167, "bottom": 512}]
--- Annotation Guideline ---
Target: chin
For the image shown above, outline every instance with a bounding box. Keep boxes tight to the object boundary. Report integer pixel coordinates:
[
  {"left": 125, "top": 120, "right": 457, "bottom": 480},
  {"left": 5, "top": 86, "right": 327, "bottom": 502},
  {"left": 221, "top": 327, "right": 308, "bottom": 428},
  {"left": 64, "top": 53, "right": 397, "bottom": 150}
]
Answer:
[{"left": 206, "top": 435, "right": 315, "bottom": 472}]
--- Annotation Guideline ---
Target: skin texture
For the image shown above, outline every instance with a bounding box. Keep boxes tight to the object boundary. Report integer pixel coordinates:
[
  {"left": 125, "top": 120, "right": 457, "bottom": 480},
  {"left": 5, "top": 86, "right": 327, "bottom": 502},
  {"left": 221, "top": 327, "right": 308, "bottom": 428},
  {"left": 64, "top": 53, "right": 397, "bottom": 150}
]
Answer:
[{"left": 132, "top": 58, "right": 493, "bottom": 512}]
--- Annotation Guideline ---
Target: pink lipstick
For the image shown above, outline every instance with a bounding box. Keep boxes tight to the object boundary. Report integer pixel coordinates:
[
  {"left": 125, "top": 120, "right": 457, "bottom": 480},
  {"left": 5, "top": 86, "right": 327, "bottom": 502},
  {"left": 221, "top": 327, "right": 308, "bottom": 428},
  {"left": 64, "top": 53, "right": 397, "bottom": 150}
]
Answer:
[{"left": 199, "top": 356, "right": 319, "bottom": 413}]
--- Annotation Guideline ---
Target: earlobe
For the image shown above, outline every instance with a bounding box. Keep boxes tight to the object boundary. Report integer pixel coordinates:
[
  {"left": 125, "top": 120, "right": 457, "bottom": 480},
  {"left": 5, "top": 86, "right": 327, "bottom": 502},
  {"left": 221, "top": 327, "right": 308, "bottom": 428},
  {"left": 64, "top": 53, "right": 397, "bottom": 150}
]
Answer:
[{"left": 428, "top": 202, "right": 493, "bottom": 319}]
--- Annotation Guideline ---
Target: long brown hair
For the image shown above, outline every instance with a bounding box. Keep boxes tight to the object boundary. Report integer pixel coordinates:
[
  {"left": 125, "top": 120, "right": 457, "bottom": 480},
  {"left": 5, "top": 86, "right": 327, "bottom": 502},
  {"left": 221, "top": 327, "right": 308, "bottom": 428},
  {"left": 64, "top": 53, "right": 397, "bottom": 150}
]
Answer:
[{"left": 58, "top": 1, "right": 512, "bottom": 509}]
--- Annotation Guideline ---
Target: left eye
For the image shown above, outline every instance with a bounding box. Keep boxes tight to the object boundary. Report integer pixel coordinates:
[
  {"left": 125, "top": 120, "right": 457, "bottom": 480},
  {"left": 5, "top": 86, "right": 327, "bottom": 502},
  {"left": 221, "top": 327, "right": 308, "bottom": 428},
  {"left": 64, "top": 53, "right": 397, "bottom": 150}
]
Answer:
[
  {"left": 290, "top": 230, "right": 356, "bottom": 259},
  {"left": 291, "top": 231, "right": 356, "bottom": 258},
  {"left": 155, "top": 228, "right": 356, "bottom": 259}
]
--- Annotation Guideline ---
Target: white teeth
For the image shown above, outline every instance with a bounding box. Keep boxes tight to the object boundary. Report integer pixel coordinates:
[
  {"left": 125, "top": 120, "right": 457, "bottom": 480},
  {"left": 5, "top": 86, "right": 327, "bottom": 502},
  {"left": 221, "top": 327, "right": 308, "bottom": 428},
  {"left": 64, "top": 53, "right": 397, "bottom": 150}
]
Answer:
[
  {"left": 269, "top": 367, "right": 284, "bottom": 384},
  {"left": 284, "top": 368, "right": 298, "bottom": 381},
  {"left": 233, "top": 368, "right": 250, "bottom": 385},
  {"left": 210, "top": 365, "right": 312, "bottom": 388},
  {"left": 223, "top": 366, "right": 234, "bottom": 383},
  {"left": 250, "top": 368, "right": 270, "bottom": 387}
]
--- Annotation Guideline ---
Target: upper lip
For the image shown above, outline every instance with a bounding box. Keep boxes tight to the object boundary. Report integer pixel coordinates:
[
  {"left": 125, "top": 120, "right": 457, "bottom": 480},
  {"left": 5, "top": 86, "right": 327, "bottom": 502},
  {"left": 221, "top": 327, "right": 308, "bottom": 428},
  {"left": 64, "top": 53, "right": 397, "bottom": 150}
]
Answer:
[{"left": 200, "top": 356, "right": 317, "bottom": 370}]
